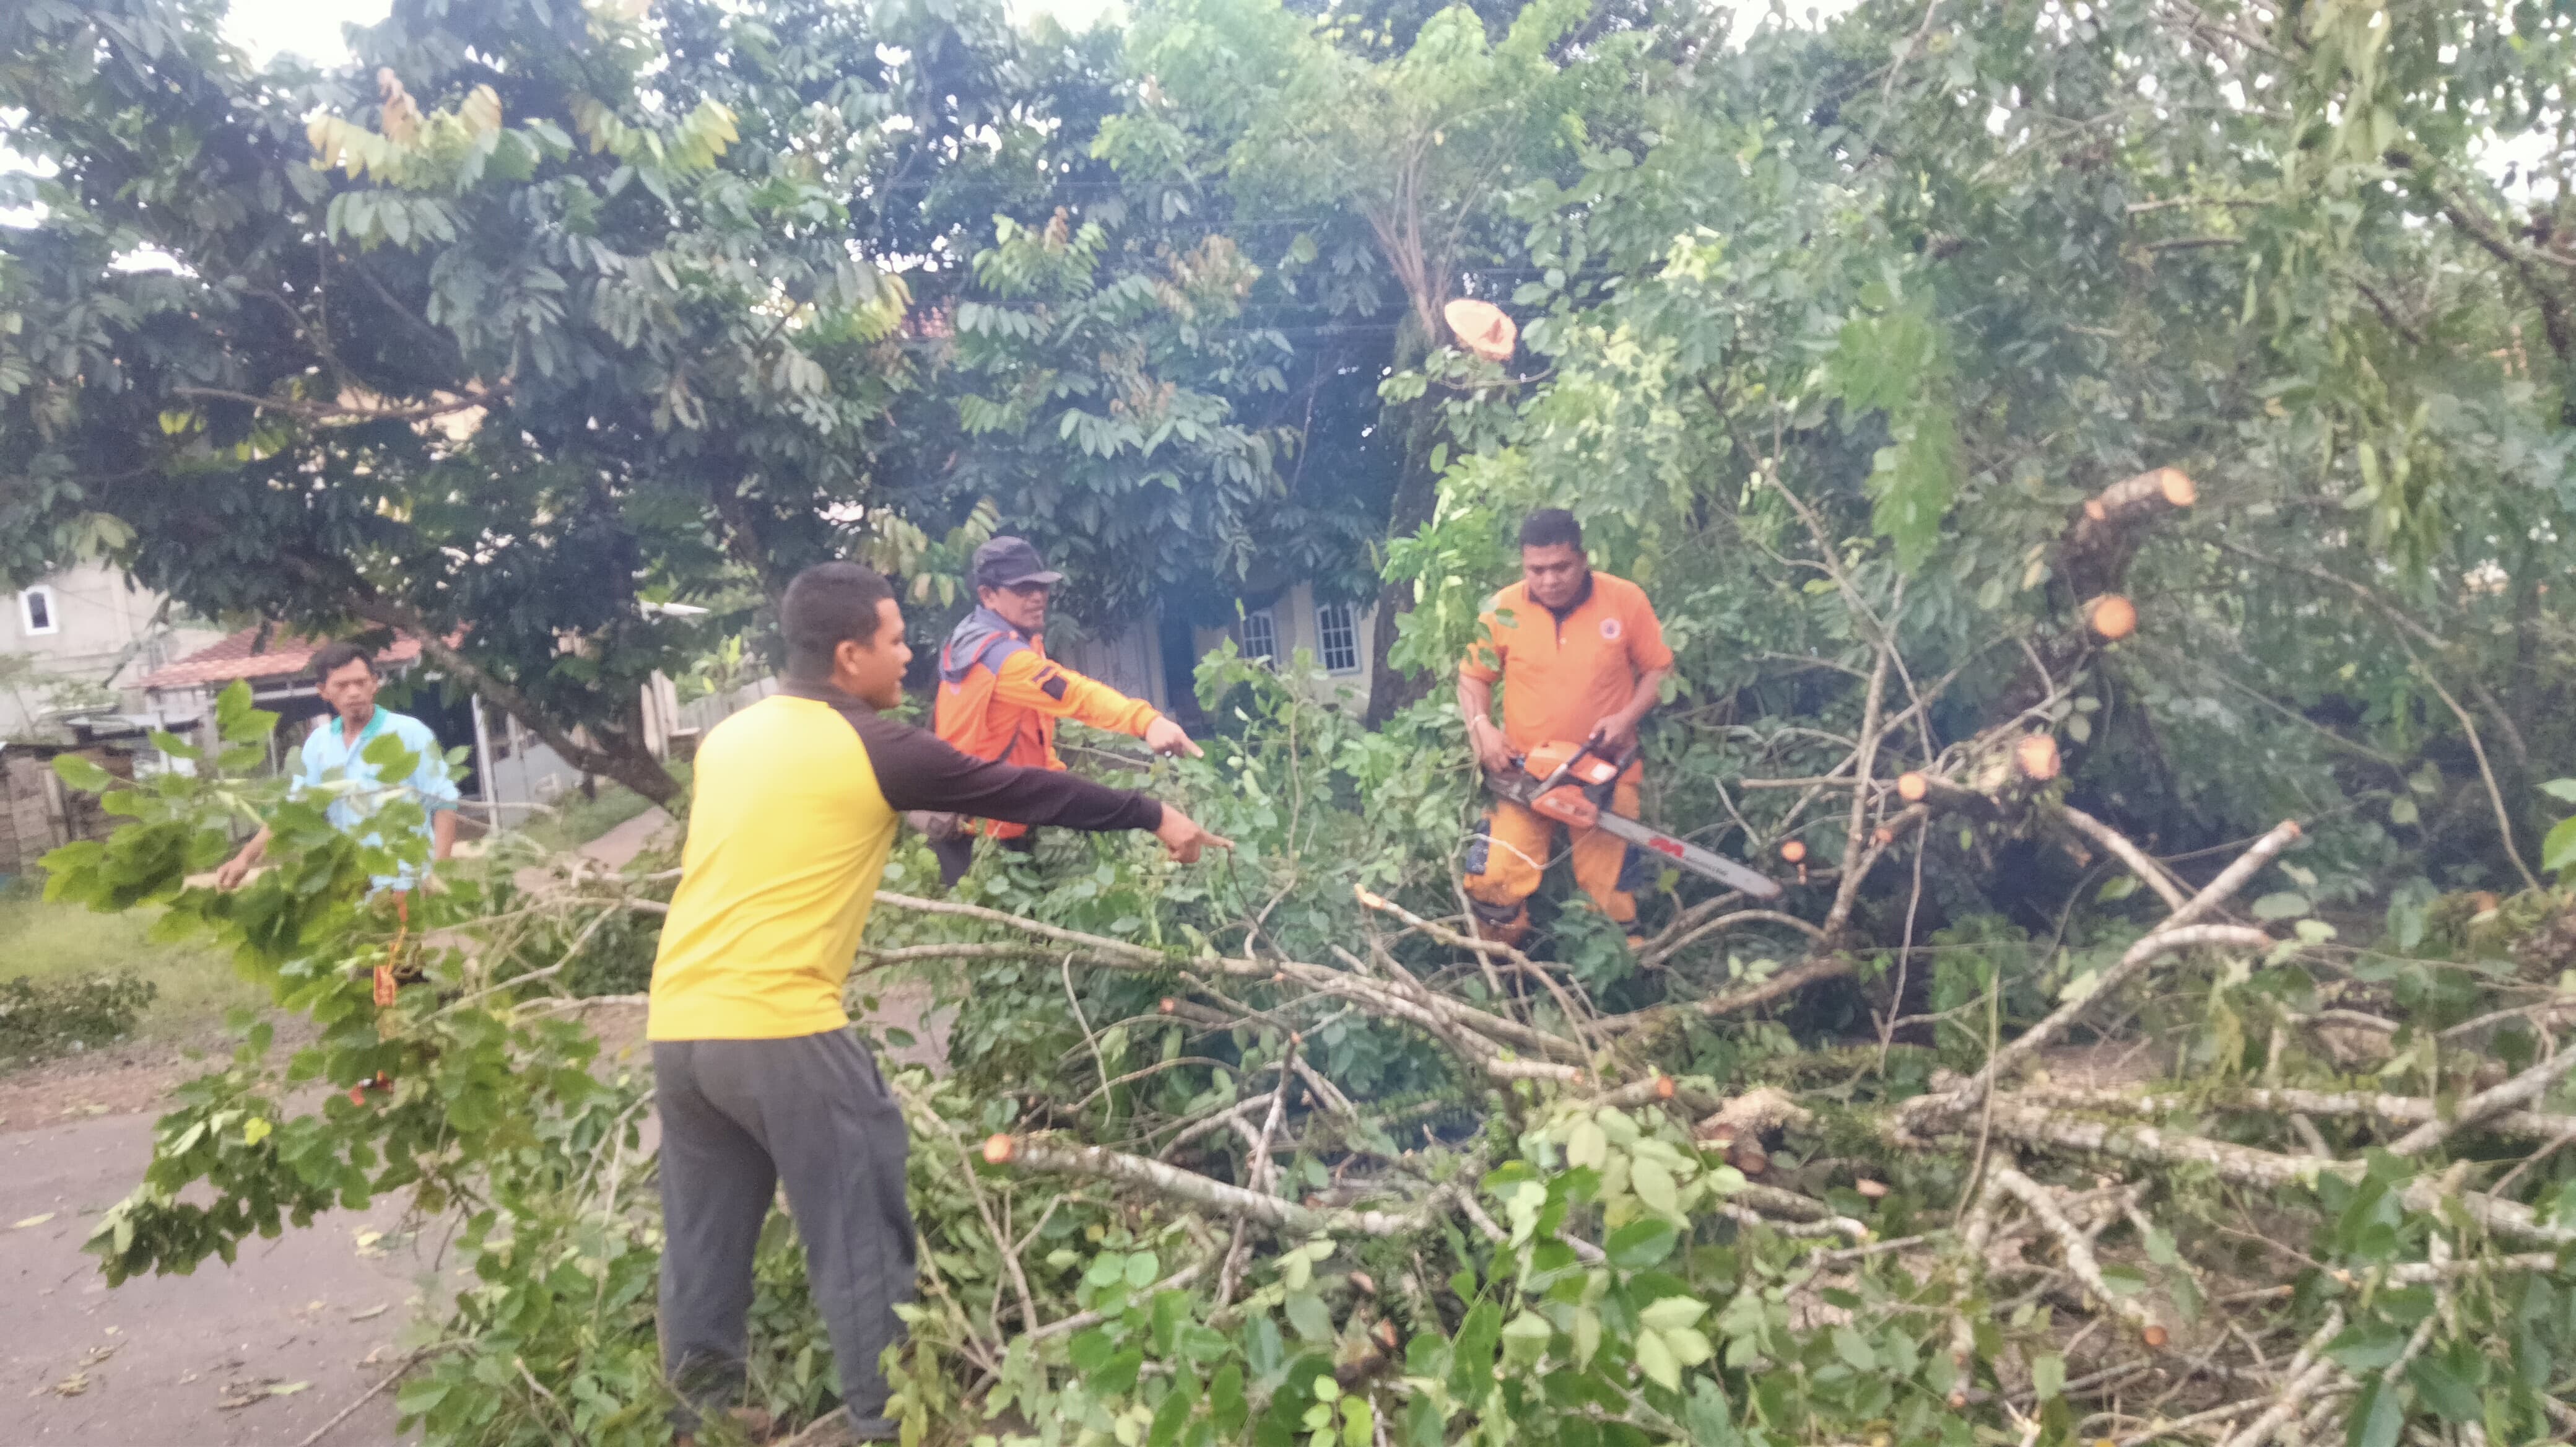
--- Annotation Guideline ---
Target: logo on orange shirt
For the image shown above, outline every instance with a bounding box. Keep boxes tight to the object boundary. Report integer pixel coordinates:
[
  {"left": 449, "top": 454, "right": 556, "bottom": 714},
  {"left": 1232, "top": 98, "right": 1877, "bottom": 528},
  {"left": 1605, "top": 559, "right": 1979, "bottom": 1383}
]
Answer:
[{"left": 1599, "top": 618, "right": 1622, "bottom": 640}]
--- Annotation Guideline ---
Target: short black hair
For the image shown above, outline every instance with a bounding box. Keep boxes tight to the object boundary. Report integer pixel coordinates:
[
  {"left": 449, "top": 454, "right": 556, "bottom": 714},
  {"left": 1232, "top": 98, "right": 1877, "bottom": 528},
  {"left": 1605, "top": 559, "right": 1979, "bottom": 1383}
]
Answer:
[
  {"left": 310, "top": 639, "right": 376, "bottom": 682},
  {"left": 1519, "top": 509, "right": 1583, "bottom": 551},
  {"left": 781, "top": 562, "right": 898, "bottom": 680}
]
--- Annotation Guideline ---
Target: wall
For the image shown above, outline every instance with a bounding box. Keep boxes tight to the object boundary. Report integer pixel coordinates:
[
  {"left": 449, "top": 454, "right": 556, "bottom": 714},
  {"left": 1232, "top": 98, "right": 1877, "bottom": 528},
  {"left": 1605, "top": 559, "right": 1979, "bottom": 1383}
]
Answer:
[
  {"left": 1, "top": 562, "right": 225, "bottom": 738},
  {"left": 0, "top": 745, "right": 128, "bottom": 879},
  {"left": 1055, "top": 617, "right": 1171, "bottom": 715},
  {"left": 1185, "top": 583, "right": 1378, "bottom": 707}
]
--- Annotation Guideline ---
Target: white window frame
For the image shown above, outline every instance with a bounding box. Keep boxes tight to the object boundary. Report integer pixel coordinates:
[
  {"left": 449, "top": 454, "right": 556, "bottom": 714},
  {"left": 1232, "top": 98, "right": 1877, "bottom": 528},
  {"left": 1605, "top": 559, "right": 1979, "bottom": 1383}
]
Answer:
[
  {"left": 1237, "top": 607, "right": 1277, "bottom": 665},
  {"left": 19, "top": 585, "right": 59, "bottom": 636},
  {"left": 1315, "top": 598, "right": 1361, "bottom": 674}
]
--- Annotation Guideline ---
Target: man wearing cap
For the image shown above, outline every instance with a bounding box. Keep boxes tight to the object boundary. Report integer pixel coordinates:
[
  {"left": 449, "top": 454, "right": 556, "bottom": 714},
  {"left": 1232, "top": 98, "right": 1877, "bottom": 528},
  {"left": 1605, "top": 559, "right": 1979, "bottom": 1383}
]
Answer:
[{"left": 926, "top": 536, "right": 1203, "bottom": 886}]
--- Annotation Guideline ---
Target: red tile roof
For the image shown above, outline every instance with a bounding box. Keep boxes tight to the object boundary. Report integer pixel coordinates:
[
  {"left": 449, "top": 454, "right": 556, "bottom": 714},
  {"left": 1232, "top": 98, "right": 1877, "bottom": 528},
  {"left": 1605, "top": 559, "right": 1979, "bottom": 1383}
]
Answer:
[{"left": 137, "top": 627, "right": 427, "bottom": 691}]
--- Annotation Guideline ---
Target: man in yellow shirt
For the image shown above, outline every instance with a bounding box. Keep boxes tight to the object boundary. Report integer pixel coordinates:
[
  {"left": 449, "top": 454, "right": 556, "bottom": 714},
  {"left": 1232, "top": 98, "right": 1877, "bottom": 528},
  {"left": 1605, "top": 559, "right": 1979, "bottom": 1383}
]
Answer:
[
  {"left": 648, "top": 561, "right": 1227, "bottom": 1444},
  {"left": 929, "top": 535, "right": 1201, "bottom": 885}
]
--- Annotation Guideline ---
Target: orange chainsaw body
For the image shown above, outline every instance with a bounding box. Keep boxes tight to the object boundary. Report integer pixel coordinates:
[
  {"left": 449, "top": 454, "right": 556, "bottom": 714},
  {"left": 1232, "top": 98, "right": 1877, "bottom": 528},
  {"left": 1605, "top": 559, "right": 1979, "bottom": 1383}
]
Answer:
[{"left": 1520, "top": 740, "right": 1622, "bottom": 829}]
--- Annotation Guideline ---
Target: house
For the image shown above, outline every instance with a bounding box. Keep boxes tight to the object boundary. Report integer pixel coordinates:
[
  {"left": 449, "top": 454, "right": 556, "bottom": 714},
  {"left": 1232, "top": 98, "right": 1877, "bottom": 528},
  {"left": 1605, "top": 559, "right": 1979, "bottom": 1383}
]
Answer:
[
  {"left": 1, "top": 562, "right": 227, "bottom": 741},
  {"left": 1055, "top": 583, "right": 1382, "bottom": 725}
]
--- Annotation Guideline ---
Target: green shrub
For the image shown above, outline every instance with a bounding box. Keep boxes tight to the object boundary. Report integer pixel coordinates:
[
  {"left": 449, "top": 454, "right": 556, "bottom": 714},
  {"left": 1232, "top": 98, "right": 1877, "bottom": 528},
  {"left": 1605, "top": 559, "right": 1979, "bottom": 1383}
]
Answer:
[{"left": 0, "top": 971, "right": 157, "bottom": 1065}]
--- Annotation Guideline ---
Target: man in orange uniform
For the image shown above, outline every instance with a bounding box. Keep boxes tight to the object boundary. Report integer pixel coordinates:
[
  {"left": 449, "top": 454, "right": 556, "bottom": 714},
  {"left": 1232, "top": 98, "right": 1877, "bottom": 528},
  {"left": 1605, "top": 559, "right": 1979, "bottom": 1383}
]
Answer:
[
  {"left": 929, "top": 536, "right": 1203, "bottom": 885},
  {"left": 1458, "top": 509, "right": 1674, "bottom": 946}
]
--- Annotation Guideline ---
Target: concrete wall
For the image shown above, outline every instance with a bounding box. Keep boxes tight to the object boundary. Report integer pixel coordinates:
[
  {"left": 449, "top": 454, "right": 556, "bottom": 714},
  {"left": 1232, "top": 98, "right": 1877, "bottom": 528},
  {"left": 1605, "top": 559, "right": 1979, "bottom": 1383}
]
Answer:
[
  {"left": 1185, "top": 582, "right": 1377, "bottom": 707},
  {"left": 2, "top": 563, "right": 224, "bottom": 738}
]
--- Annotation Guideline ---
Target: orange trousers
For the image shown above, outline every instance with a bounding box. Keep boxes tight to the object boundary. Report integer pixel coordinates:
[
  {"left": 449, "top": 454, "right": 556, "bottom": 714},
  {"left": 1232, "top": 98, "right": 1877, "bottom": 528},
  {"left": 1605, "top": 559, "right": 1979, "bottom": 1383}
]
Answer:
[{"left": 1462, "top": 772, "right": 1644, "bottom": 942}]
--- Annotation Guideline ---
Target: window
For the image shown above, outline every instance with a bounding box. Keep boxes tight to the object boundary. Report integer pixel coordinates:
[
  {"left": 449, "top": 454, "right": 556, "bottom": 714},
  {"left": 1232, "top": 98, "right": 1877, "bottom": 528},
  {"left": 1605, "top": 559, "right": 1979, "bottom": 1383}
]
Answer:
[
  {"left": 1316, "top": 599, "right": 1361, "bottom": 674},
  {"left": 1237, "top": 608, "right": 1277, "bottom": 665},
  {"left": 19, "top": 585, "right": 58, "bottom": 636}
]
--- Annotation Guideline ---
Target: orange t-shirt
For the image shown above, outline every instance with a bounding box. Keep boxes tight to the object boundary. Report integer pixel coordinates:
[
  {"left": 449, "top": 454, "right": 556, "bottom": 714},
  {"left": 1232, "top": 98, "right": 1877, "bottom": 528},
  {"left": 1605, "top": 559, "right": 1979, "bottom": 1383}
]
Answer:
[{"left": 1460, "top": 572, "right": 1673, "bottom": 753}]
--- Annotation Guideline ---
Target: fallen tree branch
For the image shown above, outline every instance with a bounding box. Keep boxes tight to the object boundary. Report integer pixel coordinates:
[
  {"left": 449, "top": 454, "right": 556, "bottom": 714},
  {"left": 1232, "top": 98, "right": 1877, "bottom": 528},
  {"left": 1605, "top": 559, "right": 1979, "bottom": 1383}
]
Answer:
[
  {"left": 998, "top": 1138, "right": 1476, "bottom": 1238},
  {"left": 1928, "top": 1096, "right": 2576, "bottom": 1247},
  {"left": 2388, "top": 1040, "right": 2576, "bottom": 1158},
  {"left": 2017, "top": 1082, "right": 2576, "bottom": 1147},
  {"left": 877, "top": 892, "right": 1168, "bottom": 966},
  {"left": 1985, "top": 1169, "right": 2160, "bottom": 1338},
  {"left": 2055, "top": 806, "right": 2191, "bottom": 912},
  {"left": 1960, "top": 924, "right": 2275, "bottom": 1104}
]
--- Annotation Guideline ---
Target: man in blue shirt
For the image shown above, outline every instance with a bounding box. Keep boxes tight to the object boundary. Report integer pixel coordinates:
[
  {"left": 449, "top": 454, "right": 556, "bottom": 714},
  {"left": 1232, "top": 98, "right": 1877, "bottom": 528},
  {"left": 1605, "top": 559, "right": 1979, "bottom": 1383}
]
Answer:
[{"left": 215, "top": 640, "right": 462, "bottom": 893}]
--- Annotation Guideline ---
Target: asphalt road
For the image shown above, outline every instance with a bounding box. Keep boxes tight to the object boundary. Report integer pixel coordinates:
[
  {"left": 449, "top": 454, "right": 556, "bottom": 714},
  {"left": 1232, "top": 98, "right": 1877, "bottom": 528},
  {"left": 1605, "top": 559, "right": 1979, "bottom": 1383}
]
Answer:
[{"left": 1, "top": 1109, "right": 434, "bottom": 1445}]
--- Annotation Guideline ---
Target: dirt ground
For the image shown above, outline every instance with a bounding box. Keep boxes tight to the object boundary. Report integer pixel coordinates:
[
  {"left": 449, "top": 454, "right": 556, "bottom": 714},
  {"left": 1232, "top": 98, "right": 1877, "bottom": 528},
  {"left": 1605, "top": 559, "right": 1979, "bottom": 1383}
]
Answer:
[{"left": 0, "top": 808, "right": 952, "bottom": 1445}]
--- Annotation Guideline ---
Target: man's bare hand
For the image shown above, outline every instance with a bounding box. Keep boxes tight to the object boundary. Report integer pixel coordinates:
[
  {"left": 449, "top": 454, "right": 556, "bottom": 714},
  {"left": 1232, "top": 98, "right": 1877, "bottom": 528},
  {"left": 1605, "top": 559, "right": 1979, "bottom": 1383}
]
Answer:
[
  {"left": 1152, "top": 806, "right": 1234, "bottom": 863},
  {"left": 1144, "top": 716, "right": 1204, "bottom": 759},
  {"left": 213, "top": 852, "right": 256, "bottom": 891},
  {"left": 1468, "top": 717, "right": 1515, "bottom": 776},
  {"left": 1586, "top": 716, "right": 1641, "bottom": 760}
]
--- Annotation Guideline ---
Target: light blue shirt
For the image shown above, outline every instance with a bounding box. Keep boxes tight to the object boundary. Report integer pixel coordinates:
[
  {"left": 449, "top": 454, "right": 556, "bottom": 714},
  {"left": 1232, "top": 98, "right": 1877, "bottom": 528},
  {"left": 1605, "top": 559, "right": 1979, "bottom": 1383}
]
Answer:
[{"left": 295, "top": 707, "right": 460, "bottom": 891}]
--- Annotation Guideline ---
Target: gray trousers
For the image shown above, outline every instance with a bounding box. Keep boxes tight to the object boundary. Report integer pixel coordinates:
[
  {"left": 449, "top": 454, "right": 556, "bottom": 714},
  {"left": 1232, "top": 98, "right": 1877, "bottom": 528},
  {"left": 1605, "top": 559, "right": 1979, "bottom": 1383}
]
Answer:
[{"left": 655, "top": 1031, "right": 915, "bottom": 1440}]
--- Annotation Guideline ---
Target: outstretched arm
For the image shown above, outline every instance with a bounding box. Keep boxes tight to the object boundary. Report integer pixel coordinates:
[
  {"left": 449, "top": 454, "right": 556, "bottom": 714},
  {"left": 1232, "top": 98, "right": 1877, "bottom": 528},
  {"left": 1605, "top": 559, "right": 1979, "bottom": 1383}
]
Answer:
[
  {"left": 861, "top": 713, "right": 1230, "bottom": 860},
  {"left": 991, "top": 652, "right": 1199, "bottom": 756}
]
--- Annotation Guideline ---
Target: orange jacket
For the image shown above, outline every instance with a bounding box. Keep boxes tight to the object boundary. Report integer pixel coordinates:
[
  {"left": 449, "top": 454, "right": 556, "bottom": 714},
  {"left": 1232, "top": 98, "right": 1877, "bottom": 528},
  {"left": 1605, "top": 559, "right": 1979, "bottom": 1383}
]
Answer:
[{"left": 933, "top": 608, "right": 1162, "bottom": 837}]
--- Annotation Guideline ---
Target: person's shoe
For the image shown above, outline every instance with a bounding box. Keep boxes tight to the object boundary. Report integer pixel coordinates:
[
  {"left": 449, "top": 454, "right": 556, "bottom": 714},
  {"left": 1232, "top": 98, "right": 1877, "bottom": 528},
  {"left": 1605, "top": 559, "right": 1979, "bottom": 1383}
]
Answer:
[{"left": 1464, "top": 899, "right": 1531, "bottom": 949}]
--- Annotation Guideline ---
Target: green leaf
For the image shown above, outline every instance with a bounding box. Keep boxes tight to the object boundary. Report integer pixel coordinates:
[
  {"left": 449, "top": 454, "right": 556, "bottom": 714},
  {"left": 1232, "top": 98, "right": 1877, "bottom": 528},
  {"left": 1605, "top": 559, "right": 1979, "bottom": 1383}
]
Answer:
[
  {"left": 1210, "top": 1364, "right": 1248, "bottom": 1436},
  {"left": 2405, "top": 1355, "right": 2476, "bottom": 1422},
  {"left": 2543, "top": 815, "right": 2576, "bottom": 876},
  {"left": 1565, "top": 1119, "right": 1609, "bottom": 1171},
  {"left": 1284, "top": 1292, "right": 1333, "bottom": 1344},
  {"left": 2252, "top": 891, "right": 2312, "bottom": 922},
  {"left": 1635, "top": 1328, "right": 1681, "bottom": 1392},
  {"left": 2031, "top": 1352, "right": 2065, "bottom": 1401},
  {"left": 2347, "top": 1376, "right": 2402, "bottom": 1447},
  {"left": 1570, "top": 1306, "right": 1601, "bottom": 1367},
  {"left": 2538, "top": 779, "right": 2576, "bottom": 803},
  {"left": 1682, "top": 1378, "right": 1735, "bottom": 1447},
  {"left": 1631, "top": 1157, "right": 1679, "bottom": 1216},
  {"left": 52, "top": 753, "right": 113, "bottom": 793},
  {"left": 1604, "top": 1217, "right": 1677, "bottom": 1270},
  {"left": 2326, "top": 1322, "right": 2407, "bottom": 1372},
  {"left": 1499, "top": 1309, "right": 1552, "bottom": 1367},
  {"left": 1639, "top": 1296, "right": 1707, "bottom": 1332},
  {"left": 1833, "top": 1325, "right": 1875, "bottom": 1371},
  {"left": 1069, "top": 1327, "right": 1117, "bottom": 1372}
]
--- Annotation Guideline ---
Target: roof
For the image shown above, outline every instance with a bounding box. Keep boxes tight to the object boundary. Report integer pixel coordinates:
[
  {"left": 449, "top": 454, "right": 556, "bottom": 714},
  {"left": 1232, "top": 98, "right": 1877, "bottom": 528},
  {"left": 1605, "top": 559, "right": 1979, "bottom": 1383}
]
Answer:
[{"left": 137, "top": 627, "right": 427, "bottom": 691}]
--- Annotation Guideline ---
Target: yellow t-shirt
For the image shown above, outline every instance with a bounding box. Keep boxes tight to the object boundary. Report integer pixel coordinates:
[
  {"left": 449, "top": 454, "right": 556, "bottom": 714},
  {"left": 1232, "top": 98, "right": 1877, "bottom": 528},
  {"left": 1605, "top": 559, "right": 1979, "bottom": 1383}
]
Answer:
[{"left": 646, "top": 680, "right": 1163, "bottom": 1041}]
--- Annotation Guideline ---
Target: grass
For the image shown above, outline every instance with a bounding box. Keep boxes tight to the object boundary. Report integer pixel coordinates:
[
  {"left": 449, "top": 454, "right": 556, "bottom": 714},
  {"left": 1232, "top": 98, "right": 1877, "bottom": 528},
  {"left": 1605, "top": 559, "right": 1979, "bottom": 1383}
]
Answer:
[
  {"left": 511, "top": 763, "right": 686, "bottom": 855},
  {"left": 0, "top": 881, "right": 268, "bottom": 1048}
]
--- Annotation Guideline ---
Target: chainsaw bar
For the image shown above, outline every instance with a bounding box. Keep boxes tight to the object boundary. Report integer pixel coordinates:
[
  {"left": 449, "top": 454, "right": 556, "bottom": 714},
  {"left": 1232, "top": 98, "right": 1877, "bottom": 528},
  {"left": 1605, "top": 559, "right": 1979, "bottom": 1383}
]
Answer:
[
  {"left": 1487, "top": 771, "right": 1782, "bottom": 901},
  {"left": 1585, "top": 809, "right": 1783, "bottom": 901}
]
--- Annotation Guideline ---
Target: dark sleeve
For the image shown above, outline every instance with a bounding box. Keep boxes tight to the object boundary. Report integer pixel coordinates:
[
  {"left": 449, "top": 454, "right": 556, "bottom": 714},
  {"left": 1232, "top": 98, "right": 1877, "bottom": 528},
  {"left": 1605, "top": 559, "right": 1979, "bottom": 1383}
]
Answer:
[{"left": 851, "top": 711, "right": 1165, "bottom": 831}]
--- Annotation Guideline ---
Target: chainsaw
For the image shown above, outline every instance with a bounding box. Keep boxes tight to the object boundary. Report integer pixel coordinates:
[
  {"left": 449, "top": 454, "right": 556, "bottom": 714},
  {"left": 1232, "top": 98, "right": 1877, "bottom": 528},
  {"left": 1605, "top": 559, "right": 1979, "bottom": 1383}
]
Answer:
[{"left": 1485, "top": 738, "right": 1783, "bottom": 901}]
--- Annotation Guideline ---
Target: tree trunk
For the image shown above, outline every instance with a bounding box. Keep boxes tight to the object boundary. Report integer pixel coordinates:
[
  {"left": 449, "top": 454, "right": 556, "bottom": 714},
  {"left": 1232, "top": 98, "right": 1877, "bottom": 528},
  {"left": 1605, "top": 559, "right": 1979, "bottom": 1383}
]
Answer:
[{"left": 1362, "top": 326, "right": 1444, "bottom": 728}]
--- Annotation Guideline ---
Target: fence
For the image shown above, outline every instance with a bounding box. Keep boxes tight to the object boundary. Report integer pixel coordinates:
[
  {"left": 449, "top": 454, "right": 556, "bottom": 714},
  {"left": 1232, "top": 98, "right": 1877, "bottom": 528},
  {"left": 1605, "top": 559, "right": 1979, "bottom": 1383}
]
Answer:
[{"left": 0, "top": 746, "right": 124, "bottom": 881}]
